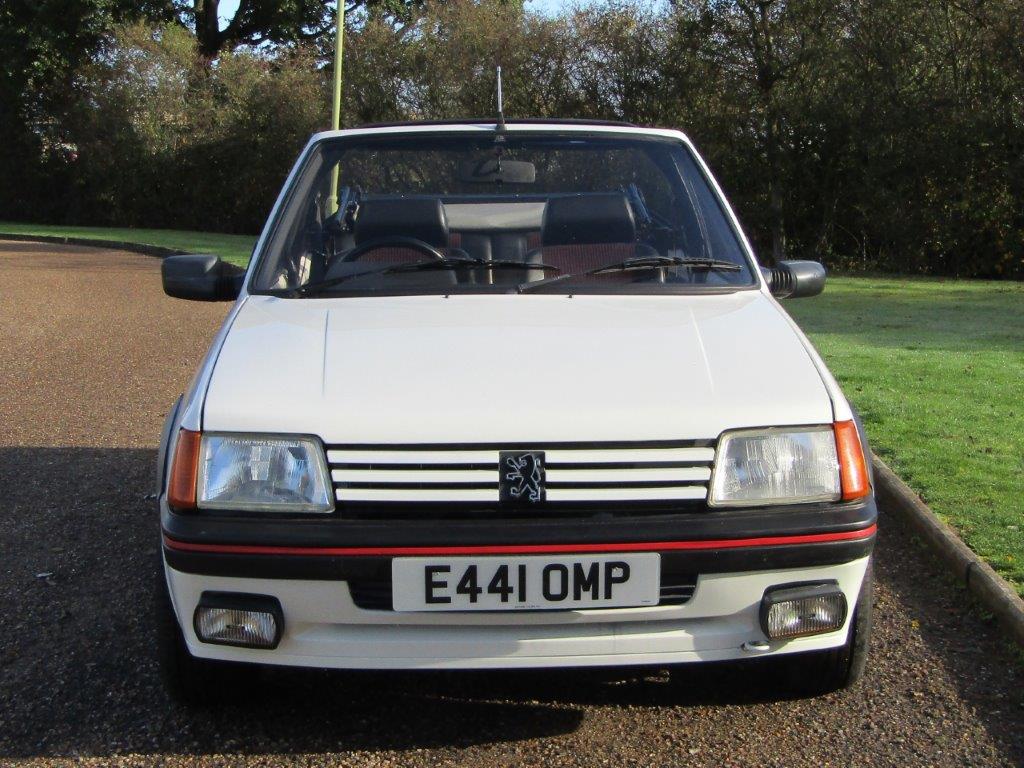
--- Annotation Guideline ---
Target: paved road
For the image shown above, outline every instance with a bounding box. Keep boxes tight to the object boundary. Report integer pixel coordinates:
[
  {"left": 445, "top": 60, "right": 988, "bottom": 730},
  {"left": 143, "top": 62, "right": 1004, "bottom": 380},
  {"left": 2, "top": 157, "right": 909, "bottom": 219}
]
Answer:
[{"left": 0, "top": 241, "right": 1021, "bottom": 767}]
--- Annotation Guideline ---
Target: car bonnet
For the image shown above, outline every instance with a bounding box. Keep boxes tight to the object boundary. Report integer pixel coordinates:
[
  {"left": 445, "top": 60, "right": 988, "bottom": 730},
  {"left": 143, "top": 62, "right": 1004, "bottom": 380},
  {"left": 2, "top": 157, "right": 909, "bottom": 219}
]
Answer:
[{"left": 201, "top": 291, "right": 833, "bottom": 443}]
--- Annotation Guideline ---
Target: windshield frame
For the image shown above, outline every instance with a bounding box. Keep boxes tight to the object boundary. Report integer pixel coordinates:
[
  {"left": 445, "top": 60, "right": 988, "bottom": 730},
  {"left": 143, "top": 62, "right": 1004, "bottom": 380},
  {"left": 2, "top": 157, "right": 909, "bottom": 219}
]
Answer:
[{"left": 246, "top": 127, "right": 763, "bottom": 299}]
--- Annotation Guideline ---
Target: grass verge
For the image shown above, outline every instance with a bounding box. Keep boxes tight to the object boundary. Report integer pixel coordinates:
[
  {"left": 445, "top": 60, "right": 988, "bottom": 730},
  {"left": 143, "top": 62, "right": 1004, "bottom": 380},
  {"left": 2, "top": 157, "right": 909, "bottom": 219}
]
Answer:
[
  {"left": 0, "top": 222, "right": 255, "bottom": 265},
  {"left": 2, "top": 224, "right": 1020, "bottom": 594},
  {"left": 788, "top": 277, "right": 1024, "bottom": 596}
]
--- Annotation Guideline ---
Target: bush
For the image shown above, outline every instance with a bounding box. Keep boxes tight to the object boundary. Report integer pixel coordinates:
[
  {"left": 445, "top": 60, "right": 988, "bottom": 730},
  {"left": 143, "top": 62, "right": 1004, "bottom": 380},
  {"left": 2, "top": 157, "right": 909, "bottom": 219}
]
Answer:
[{"left": 59, "top": 23, "right": 328, "bottom": 234}]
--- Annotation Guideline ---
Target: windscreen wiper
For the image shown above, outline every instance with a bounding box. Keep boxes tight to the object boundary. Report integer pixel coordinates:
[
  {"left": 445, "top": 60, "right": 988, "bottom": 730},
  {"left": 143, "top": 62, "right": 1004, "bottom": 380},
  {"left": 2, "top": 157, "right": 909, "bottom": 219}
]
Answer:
[
  {"left": 270, "top": 256, "right": 561, "bottom": 297},
  {"left": 457, "top": 257, "right": 561, "bottom": 272},
  {"left": 518, "top": 254, "right": 741, "bottom": 293}
]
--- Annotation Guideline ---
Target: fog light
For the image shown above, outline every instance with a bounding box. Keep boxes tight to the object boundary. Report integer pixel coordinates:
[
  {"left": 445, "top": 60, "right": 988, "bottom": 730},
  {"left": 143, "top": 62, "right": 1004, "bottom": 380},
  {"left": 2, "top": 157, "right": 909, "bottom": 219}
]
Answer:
[
  {"left": 760, "top": 583, "right": 847, "bottom": 640},
  {"left": 193, "top": 592, "right": 283, "bottom": 649}
]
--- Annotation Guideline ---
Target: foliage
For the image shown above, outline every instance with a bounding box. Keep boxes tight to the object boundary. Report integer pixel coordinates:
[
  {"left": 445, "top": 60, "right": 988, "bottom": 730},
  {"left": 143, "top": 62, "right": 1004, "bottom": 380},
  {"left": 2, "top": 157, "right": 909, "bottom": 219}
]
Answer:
[
  {"left": 176, "top": 0, "right": 337, "bottom": 58},
  {"left": 57, "top": 23, "right": 328, "bottom": 233},
  {"left": 151, "top": 0, "right": 430, "bottom": 58},
  {"left": 1, "top": 0, "right": 1022, "bottom": 277},
  {"left": 0, "top": 0, "right": 156, "bottom": 224}
]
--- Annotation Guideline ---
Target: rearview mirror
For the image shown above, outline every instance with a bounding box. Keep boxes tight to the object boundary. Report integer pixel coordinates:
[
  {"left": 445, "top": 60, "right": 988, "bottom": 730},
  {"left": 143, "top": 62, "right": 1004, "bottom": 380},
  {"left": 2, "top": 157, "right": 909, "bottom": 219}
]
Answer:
[
  {"left": 162, "top": 255, "right": 244, "bottom": 301},
  {"left": 764, "top": 260, "right": 826, "bottom": 299},
  {"left": 457, "top": 158, "right": 536, "bottom": 184}
]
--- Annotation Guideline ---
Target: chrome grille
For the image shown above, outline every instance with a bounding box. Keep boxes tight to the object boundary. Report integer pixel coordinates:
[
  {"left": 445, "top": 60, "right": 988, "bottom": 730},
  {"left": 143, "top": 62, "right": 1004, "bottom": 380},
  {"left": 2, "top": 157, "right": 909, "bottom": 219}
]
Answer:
[{"left": 327, "top": 440, "right": 715, "bottom": 506}]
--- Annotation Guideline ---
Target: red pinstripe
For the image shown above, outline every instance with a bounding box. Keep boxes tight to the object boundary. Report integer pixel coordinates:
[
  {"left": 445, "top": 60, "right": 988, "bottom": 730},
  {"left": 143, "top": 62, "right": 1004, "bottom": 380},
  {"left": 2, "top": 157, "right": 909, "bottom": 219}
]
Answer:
[{"left": 163, "top": 524, "right": 876, "bottom": 558}]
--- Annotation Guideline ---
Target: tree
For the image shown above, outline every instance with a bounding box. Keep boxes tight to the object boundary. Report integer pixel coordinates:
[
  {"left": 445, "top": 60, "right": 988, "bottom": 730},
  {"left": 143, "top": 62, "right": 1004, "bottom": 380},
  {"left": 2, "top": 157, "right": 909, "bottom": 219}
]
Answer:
[
  {"left": 66, "top": 22, "right": 328, "bottom": 231},
  {"left": 173, "top": 0, "right": 429, "bottom": 59},
  {"left": 667, "top": 0, "right": 841, "bottom": 263},
  {"left": 183, "top": 0, "right": 333, "bottom": 58},
  {"left": 3, "top": 0, "right": 1021, "bottom": 276},
  {"left": 0, "top": 0, "right": 158, "bottom": 221}
]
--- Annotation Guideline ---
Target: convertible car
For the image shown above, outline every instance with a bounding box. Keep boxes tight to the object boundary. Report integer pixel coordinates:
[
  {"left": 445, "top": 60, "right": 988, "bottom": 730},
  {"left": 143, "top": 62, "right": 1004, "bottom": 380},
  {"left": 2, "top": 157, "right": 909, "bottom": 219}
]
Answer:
[{"left": 154, "top": 119, "right": 875, "bottom": 702}]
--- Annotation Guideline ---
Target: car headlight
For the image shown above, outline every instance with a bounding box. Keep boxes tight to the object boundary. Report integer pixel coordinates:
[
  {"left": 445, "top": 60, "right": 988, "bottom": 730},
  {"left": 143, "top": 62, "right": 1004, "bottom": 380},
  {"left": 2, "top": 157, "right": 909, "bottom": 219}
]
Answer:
[
  {"left": 194, "top": 433, "right": 333, "bottom": 513},
  {"left": 709, "top": 426, "right": 847, "bottom": 507}
]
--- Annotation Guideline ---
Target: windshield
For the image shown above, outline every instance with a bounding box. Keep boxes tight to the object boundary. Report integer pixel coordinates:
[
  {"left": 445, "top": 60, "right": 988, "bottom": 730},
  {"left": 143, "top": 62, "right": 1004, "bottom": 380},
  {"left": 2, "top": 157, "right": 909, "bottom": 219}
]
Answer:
[{"left": 252, "top": 132, "right": 757, "bottom": 296}]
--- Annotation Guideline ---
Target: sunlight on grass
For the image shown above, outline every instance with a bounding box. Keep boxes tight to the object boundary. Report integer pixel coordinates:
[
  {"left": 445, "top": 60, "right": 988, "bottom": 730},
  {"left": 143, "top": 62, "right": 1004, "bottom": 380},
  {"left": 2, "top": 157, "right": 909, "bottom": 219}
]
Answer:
[
  {"left": 0, "top": 222, "right": 255, "bottom": 265},
  {"left": 788, "top": 277, "right": 1024, "bottom": 596}
]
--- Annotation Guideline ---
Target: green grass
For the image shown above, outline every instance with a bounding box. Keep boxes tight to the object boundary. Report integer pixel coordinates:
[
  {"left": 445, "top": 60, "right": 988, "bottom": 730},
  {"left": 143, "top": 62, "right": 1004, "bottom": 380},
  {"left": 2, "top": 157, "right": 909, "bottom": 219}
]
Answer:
[
  {"left": 0, "top": 222, "right": 255, "bottom": 265},
  {"left": 2, "top": 223, "right": 1020, "bottom": 594},
  {"left": 787, "top": 277, "right": 1024, "bottom": 596}
]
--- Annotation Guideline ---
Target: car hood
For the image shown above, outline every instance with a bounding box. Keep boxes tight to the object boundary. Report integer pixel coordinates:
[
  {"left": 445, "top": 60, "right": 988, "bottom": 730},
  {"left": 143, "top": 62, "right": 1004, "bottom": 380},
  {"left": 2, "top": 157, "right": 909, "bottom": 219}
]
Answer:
[{"left": 202, "top": 292, "right": 833, "bottom": 443}]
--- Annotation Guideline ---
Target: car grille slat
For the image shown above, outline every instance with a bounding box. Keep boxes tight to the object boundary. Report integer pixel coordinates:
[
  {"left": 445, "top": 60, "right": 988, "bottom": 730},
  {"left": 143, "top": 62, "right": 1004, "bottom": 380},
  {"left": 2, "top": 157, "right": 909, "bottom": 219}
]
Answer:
[
  {"left": 327, "top": 449, "right": 498, "bottom": 465},
  {"left": 545, "top": 467, "right": 711, "bottom": 483},
  {"left": 338, "top": 487, "right": 499, "bottom": 502},
  {"left": 543, "top": 447, "right": 714, "bottom": 464},
  {"left": 545, "top": 486, "right": 706, "bottom": 502},
  {"left": 326, "top": 439, "right": 716, "bottom": 509}
]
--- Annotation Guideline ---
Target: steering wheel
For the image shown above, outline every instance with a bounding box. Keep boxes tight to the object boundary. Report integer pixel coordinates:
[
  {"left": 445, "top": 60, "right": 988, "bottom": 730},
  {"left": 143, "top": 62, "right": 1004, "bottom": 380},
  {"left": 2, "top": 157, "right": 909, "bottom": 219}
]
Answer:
[{"left": 339, "top": 236, "right": 446, "bottom": 263}]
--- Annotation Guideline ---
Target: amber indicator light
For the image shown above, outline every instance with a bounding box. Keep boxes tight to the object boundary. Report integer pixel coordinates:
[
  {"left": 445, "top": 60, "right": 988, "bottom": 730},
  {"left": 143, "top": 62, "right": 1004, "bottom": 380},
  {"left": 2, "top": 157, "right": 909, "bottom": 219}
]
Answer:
[{"left": 168, "top": 429, "right": 201, "bottom": 509}]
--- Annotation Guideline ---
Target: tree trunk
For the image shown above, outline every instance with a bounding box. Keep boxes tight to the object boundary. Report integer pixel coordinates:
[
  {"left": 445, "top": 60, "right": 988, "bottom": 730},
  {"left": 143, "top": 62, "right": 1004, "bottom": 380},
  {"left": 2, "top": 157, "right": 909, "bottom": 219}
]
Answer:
[
  {"left": 767, "top": 111, "right": 786, "bottom": 263},
  {"left": 750, "top": 0, "right": 787, "bottom": 262},
  {"left": 195, "top": 0, "right": 224, "bottom": 59}
]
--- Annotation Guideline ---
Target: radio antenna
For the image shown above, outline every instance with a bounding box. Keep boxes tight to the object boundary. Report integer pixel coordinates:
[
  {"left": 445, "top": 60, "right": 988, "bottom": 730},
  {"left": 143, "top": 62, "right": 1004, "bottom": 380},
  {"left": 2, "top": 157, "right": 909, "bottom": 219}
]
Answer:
[{"left": 496, "top": 66, "right": 507, "bottom": 134}]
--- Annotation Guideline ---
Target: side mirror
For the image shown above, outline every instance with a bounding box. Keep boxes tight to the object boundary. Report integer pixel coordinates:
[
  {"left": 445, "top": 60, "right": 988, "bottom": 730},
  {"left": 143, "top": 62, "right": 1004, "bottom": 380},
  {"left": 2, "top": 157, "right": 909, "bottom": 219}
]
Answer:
[
  {"left": 763, "top": 260, "right": 826, "bottom": 299},
  {"left": 162, "top": 255, "right": 245, "bottom": 301}
]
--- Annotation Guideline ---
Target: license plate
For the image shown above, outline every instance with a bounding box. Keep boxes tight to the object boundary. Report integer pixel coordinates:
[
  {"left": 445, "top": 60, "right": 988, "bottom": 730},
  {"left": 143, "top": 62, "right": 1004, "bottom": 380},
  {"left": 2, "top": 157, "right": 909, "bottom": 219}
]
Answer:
[{"left": 391, "top": 553, "right": 660, "bottom": 612}]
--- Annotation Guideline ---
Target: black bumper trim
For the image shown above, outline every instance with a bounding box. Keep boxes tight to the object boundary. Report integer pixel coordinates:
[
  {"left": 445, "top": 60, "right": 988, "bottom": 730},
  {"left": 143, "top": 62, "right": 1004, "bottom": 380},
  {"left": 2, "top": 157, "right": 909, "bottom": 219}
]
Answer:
[
  {"left": 164, "top": 536, "right": 874, "bottom": 580},
  {"left": 161, "top": 497, "right": 877, "bottom": 550}
]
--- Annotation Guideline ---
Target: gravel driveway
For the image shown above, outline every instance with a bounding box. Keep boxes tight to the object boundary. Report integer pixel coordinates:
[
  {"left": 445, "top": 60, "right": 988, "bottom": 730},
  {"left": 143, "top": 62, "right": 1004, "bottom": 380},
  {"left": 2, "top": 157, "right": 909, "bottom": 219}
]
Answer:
[{"left": 0, "top": 240, "right": 1021, "bottom": 767}]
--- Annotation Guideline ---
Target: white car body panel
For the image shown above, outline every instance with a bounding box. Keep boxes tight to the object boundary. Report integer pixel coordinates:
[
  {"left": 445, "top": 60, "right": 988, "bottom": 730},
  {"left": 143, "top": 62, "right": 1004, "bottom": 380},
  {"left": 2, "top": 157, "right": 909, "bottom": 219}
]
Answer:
[
  {"left": 202, "top": 291, "right": 832, "bottom": 441},
  {"left": 167, "top": 557, "right": 869, "bottom": 669}
]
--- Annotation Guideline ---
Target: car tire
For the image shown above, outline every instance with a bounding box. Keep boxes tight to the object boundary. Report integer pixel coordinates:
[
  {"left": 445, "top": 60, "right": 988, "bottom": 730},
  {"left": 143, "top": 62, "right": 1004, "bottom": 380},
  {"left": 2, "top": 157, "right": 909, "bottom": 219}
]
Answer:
[
  {"left": 154, "top": 562, "right": 250, "bottom": 706},
  {"left": 782, "top": 558, "right": 874, "bottom": 696}
]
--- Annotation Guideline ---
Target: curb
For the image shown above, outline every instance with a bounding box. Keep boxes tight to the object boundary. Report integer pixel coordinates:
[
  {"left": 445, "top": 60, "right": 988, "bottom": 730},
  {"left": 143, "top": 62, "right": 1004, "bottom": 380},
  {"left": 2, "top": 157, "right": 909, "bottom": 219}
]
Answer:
[
  {"left": 873, "top": 453, "right": 1024, "bottom": 647},
  {"left": 0, "top": 232, "right": 187, "bottom": 258}
]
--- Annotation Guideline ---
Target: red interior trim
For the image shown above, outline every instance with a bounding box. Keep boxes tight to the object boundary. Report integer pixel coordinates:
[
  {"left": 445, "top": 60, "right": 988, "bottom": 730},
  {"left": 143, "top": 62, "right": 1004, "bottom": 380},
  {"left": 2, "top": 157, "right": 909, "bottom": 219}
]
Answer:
[{"left": 163, "top": 525, "right": 876, "bottom": 558}]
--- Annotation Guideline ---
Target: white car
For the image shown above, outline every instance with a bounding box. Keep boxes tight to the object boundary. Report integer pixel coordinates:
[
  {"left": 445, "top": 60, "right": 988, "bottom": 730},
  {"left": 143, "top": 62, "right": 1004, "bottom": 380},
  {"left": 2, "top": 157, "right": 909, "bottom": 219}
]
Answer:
[{"left": 155, "top": 120, "right": 876, "bottom": 701}]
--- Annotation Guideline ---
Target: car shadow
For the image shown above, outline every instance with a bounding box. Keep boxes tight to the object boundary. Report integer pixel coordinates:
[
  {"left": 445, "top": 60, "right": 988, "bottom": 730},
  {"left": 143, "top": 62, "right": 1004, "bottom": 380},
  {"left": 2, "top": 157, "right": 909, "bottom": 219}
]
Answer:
[
  {"left": 152, "top": 661, "right": 807, "bottom": 755},
  {"left": 0, "top": 446, "right": 1021, "bottom": 761}
]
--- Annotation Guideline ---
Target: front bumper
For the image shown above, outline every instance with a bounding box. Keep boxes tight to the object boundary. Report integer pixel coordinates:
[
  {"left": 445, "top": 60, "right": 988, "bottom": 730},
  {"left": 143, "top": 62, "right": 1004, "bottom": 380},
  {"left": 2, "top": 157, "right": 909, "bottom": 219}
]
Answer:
[
  {"left": 166, "top": 557, "right": 870, "bottom": 669},
  {"left": 162, "top": 496, "right": 876, "bottom": 578},
  {"left": 161, "top": 497, "right": 875, "bottom": 670}
]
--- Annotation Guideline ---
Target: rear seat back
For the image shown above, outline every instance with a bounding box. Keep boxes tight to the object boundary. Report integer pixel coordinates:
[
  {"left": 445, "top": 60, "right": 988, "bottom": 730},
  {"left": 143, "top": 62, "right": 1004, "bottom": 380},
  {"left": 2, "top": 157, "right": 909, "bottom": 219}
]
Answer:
[
  {"left": 444, "top": 202, "right": 544, "bottom": 265},
  {"left": 449, "top": 231, "right": 541, "bottom": 263}
]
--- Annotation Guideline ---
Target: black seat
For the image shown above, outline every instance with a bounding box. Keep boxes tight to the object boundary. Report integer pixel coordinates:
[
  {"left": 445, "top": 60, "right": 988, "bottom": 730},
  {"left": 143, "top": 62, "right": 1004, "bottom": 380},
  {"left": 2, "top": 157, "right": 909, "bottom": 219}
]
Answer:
[
  {"left": 543, "top": 193, "right": 636, "bottom": 248},
  {"left": 355, "top": 198, "right": 449, "bottom": 247},
  {"left": 351, "top": 198, "right": 463, "bottom": 264},
  {"left": 319, "top": 198, "right": 462, "bottom": 287},
  {"left": 527, "top": 193, "right": 654, "bottom": 276}
]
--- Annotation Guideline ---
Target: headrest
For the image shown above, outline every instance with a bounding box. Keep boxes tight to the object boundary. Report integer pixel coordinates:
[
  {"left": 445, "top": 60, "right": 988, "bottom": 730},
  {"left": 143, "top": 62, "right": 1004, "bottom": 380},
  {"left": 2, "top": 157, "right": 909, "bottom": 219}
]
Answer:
[
  {"left": 541, "top": 193, "right": 636, "bottom": 246},
  {"left": 354, "top": 198, "right": 449, "bottom": 247}
]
